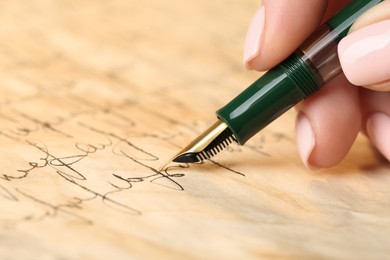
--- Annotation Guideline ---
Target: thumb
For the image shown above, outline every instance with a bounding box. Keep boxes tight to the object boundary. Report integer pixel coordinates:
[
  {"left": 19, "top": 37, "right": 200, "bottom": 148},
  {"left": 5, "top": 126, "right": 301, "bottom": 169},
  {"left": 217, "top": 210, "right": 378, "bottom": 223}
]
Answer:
[{"left": 338, "top": 0, "right": 390, "bottom": 91}]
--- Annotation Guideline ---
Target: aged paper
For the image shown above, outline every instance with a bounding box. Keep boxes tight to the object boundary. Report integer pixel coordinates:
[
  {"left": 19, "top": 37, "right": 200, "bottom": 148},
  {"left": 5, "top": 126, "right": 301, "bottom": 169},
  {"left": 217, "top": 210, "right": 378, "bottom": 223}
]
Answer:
[{"left": 0, "top": 0, "right": 389, "bottom": 259}]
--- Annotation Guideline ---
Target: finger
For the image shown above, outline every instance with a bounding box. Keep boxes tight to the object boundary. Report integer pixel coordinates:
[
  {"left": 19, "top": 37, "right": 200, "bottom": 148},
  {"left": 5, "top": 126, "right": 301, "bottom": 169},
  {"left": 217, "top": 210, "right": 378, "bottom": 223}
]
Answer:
[
  {"left": 350, "top": 0, "right": 390, "bottom": 32},
  {"left": 360, "top": 89, "right": 390, "bottom": 161},
  {"left": 338, "top": 1, "right": 390, "bottom": 90},
  {"left": 243, "top": 0, "right": 351, "bottom": 71},
  {"left": 321, "top": 0, "right": 351, "bottom": 22},
  {"left": 295, "top": 75, "right": 361, "bottom": 169},
  {"left": 243, "top": 0, "right": 327, "bottom": 71}
]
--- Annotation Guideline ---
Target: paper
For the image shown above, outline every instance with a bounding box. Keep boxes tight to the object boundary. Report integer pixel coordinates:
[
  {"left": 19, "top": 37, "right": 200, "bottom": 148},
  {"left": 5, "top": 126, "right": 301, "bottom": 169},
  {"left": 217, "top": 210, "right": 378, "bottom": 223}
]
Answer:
[{"left": 0, "top": 0, "right": 389, "bottom": 259}]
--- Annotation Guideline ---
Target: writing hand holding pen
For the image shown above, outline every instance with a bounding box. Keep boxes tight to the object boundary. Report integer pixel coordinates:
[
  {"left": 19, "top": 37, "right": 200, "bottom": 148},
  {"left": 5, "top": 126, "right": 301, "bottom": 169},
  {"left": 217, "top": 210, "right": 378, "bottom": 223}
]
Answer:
[
  {"left": 244, "top": 0, "right": 390, "bottom": 169},
  {"left": 160, "top": 0, "right": 388, "bottom": 171}
]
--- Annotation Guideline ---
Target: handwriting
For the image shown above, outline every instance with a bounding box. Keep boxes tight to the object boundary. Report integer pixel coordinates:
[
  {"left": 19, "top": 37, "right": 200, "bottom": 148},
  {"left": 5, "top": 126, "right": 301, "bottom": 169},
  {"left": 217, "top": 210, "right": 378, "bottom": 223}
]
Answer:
[{"left": 0, "top": 80, "right": 289, "bottom": 230}]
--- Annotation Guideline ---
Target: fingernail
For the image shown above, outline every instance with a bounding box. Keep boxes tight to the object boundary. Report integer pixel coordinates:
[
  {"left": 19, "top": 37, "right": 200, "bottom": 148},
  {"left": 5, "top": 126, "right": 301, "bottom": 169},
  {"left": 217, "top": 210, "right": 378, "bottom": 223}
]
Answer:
[
  {"left": 338, "top": 20, "right": 390, "bottom": 86},
  {"left": 366, "top": 113, "right": 390, "bottom": 161},
  {"left": 296, "top": 113, "right": 316, "bottom": 169},
  {"left": 243, "top": 6, "right": 265, "bottom": 69}
]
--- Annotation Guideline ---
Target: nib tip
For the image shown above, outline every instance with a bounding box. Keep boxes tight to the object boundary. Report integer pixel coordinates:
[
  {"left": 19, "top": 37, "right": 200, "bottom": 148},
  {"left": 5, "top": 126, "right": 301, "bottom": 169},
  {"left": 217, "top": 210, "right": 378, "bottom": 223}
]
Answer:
[
  {"left": 159, "top": 120, "right": 236, "bottom": 169},
  {"left": 172, "top": 153, "right": 200, "bottom": 163},
  {"left": 158, "top": 160, "right": 171, "bottom": 172}
]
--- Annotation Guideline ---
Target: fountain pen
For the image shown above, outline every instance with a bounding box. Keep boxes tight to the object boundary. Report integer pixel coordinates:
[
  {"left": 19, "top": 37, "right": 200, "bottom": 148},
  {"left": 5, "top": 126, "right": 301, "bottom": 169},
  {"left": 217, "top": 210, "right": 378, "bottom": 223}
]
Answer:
[{"left": 160, "top": 0, "right": 383, "bottom": 170}]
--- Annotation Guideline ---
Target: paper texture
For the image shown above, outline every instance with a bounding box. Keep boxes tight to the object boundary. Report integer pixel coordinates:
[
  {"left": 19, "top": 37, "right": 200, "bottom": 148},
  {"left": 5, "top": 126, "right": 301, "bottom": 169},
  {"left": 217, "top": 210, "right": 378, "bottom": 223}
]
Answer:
[{"left": 0, "top": 0, "right": 389, "bottom": 259}]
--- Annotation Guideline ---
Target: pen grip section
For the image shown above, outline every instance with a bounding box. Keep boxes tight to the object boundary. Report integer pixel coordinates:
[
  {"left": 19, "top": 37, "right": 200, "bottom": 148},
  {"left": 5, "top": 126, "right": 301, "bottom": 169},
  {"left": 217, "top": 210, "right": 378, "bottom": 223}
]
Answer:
[
  {"left": 299, "top": 24, "right": 341, "bottom": 85},
  {"left": 217, "top": 53, "right": 320, "bottom": 145}
]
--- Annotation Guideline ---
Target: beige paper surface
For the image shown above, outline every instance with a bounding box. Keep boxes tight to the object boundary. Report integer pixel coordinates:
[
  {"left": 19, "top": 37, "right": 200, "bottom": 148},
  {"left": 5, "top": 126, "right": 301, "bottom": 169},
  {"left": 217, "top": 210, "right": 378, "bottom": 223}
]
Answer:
[{"left": 0, "top": 0, "right": 389, "bottom": 259}]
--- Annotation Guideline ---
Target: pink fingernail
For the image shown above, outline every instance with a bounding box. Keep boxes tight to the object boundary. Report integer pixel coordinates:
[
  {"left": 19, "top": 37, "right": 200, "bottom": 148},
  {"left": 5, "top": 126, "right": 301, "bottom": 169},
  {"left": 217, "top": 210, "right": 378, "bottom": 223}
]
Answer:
[
  {"left": 338, "top": 20, "right": 390, "bottom": 86},
  {"left": 243, "top": 6, "right": 265, "bottom": 69},
  {"left": 296, "top": 113, "right": 316, "bottom": 169},
  {"left": 367, "top": 113, "right": 390, "bottom": 161}
]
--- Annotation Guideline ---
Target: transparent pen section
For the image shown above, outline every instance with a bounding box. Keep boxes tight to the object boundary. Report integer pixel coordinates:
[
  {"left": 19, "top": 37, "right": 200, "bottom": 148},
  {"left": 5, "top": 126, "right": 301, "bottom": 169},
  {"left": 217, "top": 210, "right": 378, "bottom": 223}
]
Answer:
[{"left": 298, "top": 24, "right": 342, "bottom": 86}]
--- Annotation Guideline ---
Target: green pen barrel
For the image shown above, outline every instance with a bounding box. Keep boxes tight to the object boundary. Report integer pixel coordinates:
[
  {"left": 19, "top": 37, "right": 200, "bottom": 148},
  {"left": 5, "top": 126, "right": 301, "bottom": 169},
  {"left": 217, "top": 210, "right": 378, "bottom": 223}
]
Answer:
[
  {"left": 328, "top": 0, "right": 383, "bottom": 38},
  {"left": 217, "top": 53, "right": 319, "bottom": 145},
  {"left": 217, "top": 0, "right": 383, "bottom": 145}
]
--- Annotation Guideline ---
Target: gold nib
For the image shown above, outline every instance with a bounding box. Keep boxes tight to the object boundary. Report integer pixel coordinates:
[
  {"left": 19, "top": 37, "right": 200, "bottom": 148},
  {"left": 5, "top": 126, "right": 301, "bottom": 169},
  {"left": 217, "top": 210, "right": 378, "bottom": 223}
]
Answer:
[
  {"left": 158, "top": 158, "right": 174, "bottom": 172},
  {"left": 159, "top": 119, "right": 237, "bottom": 171}
]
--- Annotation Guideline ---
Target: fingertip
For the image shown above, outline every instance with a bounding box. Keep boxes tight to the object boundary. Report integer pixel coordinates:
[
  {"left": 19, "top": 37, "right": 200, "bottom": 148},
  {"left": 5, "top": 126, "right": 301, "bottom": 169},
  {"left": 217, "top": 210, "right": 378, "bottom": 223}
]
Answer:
[
  {"left": 296, "top": 112, "right": 318, "bottom": 170},
  {"left": 338, "top": 20, "right": 390, "bottom": 88},
  {"left": 366, "top": 113, "right": 390, "bottom": 161},
  {"left": 349, "top": 1, "right": 390, "bottom": 33},
  {"left": 243, "top": 0, "right": 328, "bottom": 71},
  {"left": 339, "top": 1, "right": 390, "bottom": 89},
  {"left": 295, "top": 76, "right": 361, "bottom": 169},
  {"left": 360, "top": 90, "right": 390, "bottom": 162},
  {"left": 243, "top": 6, "right": 266, "bottom": 70}
]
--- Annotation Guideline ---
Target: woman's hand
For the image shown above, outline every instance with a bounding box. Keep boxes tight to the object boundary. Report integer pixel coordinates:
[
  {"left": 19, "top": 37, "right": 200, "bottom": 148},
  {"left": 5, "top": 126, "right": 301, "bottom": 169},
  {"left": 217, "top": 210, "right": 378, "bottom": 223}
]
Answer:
[{"left": 243, "top": 0, "right": 390, "bottom": 169}]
